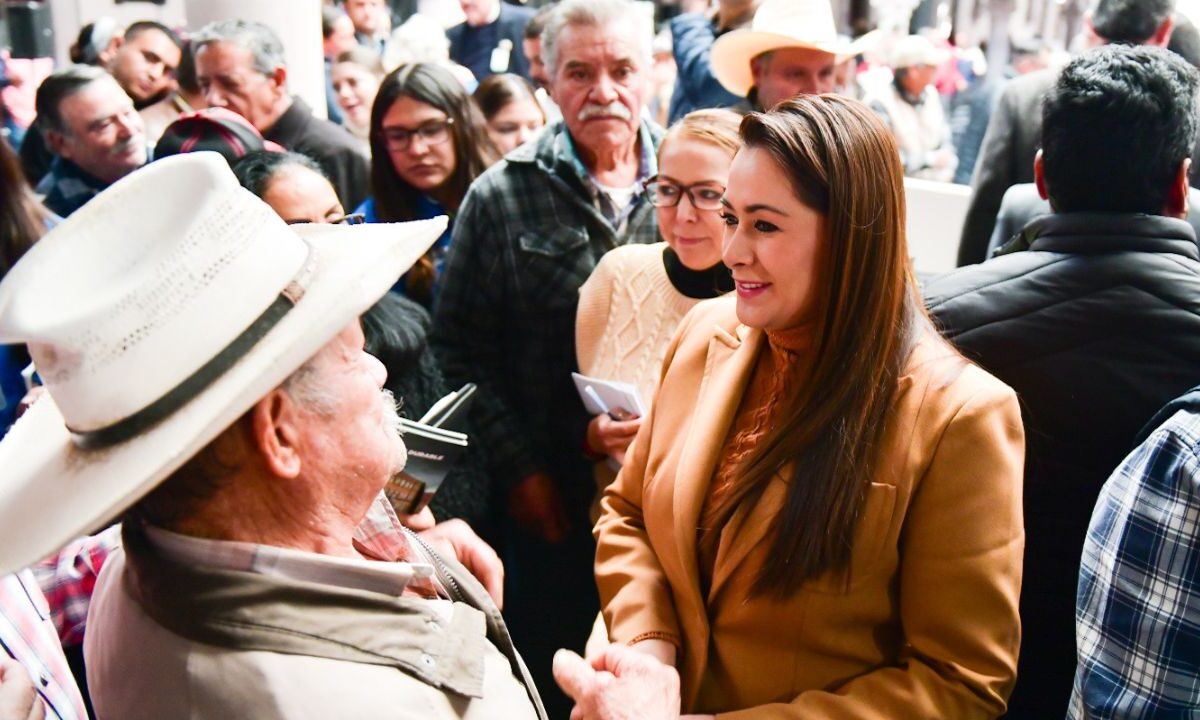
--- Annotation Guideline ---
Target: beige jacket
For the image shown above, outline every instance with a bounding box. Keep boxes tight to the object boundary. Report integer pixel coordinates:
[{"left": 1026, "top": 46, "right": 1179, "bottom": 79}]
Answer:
[
  {"left": 596, "top": 296, "right": 1025, "bottom": 718},
  {"left": 84, "top": 523, "right": 544, "bottom": 720}
]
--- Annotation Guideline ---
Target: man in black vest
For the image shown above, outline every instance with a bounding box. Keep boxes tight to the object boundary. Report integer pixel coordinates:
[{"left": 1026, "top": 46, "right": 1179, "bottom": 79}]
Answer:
[
  {"left": 925, "top": 45, "right": 1200, "bottom": 717},
  {"left": 958, "top": 0, "right": 1182, "bottom": 266}
]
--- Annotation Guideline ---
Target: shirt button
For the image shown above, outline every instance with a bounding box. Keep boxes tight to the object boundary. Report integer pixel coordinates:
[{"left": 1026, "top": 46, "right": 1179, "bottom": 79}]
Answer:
[
  {"left": 420, "top": 653, "right": 436, "bottom": 668},
  {"left": 38, "top": 672, "right": 49, "bottom": 687}
]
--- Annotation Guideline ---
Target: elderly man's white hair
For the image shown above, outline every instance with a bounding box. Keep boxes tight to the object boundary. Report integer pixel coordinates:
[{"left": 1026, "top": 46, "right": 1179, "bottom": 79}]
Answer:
[{"left": 541, "top": 0, "right": 654, "bottom": 76}]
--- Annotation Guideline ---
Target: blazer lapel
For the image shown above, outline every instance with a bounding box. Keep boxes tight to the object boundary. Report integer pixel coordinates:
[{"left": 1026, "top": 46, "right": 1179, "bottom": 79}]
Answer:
[
  {"left": 672, "top": 324, "right": 763, "bottom": 597},
  {"left": 707, "top": 469, "right": 787, "bottom": 602}
]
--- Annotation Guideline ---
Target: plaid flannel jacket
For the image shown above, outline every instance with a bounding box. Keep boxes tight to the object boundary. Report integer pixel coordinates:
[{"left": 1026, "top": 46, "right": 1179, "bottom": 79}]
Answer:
[
  {"left": 34, "top": 157, "right": 110, "bottom": 219},
  {"left": 1070, "top": 387, "right": 1200, "bottom": 718},
  {"left": 432, "top": 120, "right": 663, "bottom": 493}
]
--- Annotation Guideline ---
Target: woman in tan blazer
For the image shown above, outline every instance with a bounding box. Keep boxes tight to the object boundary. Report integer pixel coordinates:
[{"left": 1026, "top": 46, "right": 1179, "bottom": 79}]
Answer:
[{"left": 594, "top": 96, "right": 1025, "bottom": 719}]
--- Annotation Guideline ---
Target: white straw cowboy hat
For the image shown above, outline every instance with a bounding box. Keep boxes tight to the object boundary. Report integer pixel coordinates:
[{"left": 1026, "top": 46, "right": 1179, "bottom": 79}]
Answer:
[
  {"left": 0, "top": 152, "right": 445, "bottom": 575},
  {"left": 711, "top": 0, "right": 879, "bottom": 97},
  {"left": 891, "top": 34, "right": 950, "bottom": 69}
]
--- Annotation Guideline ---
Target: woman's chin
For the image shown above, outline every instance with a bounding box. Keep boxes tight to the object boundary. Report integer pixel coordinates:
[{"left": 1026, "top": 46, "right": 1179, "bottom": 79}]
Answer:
[{"left": 669, "top": 241, "right": 722, "bottom": 271}]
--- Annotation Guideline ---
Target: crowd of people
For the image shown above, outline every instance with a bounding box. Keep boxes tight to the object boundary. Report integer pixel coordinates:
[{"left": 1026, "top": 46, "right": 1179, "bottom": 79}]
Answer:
[{"left": 1, "top": 0, "right": 1200, "bottom": 718}]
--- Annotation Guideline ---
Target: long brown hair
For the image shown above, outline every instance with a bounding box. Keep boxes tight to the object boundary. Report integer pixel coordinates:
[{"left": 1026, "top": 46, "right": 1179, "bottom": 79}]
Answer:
[
  {"left": 0, "top": 140, "right": 48, "bottom": 280},
  {"left": 368, "top": 63, "right": 499, "bottom": 304},
  {"left": 704, "top": 95, "right": 925, "bottom": 598}
]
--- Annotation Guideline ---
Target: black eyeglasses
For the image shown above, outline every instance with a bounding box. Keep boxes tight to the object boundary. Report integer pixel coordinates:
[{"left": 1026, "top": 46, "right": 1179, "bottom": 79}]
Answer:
[
  {"left": 285, "top": 213, "right": 366, "bottom": 226},
  {"left": 642, "top": 177, "right": 726, "bottom": 211},
  {"left": 381, "top": 119, "right": 455, "bottom": 151}
]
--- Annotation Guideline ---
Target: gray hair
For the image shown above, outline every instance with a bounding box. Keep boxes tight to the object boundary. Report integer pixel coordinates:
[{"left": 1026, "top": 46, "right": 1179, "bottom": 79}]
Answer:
[
  {"left": 541, "top": 0, "right": 653, "bottom": 76},
  {"left": 282, "top": 356, "right": 340, "bottom": 416},
  {"left": 35, "top": 64, "right": 111, "bottom": 134},
  {"left": 191, "top": 19, "right": 287, "bottom": 77}
]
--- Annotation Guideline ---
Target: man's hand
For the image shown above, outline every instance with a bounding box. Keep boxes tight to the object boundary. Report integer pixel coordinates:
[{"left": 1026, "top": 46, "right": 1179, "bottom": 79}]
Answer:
[
  {"left": 586, "top": 415, "right": 642, "bottom": 466},
  {"left": 417, "top": 520, "right": 504, "bottom": 609},
  {"left": 554, "top": 646, "right": 681, "bottom": 720},
  {"left": 397, "top": 506, "right": 436, "bottom": 532},
  {"left": 0, "top": 658, "right": 44, "bottom": 720},
  {"left": 508, "top": 472, "right": 569, "bottom": 544}
]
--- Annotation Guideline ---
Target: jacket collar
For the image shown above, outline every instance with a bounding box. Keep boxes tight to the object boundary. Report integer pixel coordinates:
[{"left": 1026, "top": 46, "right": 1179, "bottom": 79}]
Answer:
[
  {"left": 997, "top": 212, "right": 1200, "bottom": 260},
  {"left": 1137, "top": 384, "right": 1200, "bottom": 444},
  {"left": 507, "top": 118, "right": 665, "bottom": 183},
  {"left": 120, "top": 521, "right": 545, "bottom": 714},
  {"left": 262, "top": 96, "right": 313, "bottom": 147},
  {"left": 671, "top": 322, "right": 768, "bottom": 601}
]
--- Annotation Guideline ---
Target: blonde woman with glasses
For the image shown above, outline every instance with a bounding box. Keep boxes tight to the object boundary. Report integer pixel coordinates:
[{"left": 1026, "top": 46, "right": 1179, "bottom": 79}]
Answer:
[{"left": 576, "top": 109, "right": 741, "bottom": 512}]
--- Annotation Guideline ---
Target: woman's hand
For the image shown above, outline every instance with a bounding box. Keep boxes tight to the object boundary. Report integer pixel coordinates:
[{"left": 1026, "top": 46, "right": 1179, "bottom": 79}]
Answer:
[{"left": 587, "top": 415, "right": 643, "bottom": 465}]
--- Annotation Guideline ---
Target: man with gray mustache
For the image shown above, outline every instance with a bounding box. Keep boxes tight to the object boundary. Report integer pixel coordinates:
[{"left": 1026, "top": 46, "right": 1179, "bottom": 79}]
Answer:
[
  {"left": 432, "top": 0, "right": 663, "bottom": 713},
  {"left": 34, "top": 65, "right": 148, "bottom": 218}
]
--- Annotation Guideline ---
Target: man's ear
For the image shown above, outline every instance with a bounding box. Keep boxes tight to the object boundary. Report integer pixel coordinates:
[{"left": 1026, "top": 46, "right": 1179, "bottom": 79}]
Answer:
[
  {"left": 750, "top": 54, "right": 767, "bottom": 84},
  {"left": 270, "top": 65, "right": 288, "bottom": 94},
  {"left": 1083, "top": 17, "right": 1104, "bottom": 49},
  {"left": 100, "top": 35, "right": 124, "bottom": 67},
  {"left": 1166, "top": 158, "right": 1190, "bottom": 219},
  {"left": 250, "top": 389, "right": 303, "bottom": 479},
  {"left": 44, "top": 129, "right": 69, "bottom": 158},
  {"left": 1150, "top": 15, "right": 1176, "bottom": 48},
  {"left": 1033, "top": 149, "right": 1048, "bottom": 201}
]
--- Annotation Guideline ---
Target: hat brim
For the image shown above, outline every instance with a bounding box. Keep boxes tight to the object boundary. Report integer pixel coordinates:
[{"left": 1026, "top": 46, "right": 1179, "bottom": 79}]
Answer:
[
  {"left": 712, "top": 29, "right": 879, "bottom": 97},
  {"left": 0, "top": 216, "right": 446, "bottom": 576}
]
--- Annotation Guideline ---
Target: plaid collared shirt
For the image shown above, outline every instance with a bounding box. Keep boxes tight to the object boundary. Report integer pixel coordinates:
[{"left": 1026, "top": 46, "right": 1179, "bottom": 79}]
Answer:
[
  {"left": 31, "top": 525, "right": 120, "bottom": 647},
  {"left": 0, "top": 526, "right": 120, "bottom": 720},
  {"left": 34, "top": 157, "right": 110, "bottom": 219},
  {"left": 1069, "top": 404, "right": 1200, "bottom": 718},
  {"left": 562, "top": 123, "right": 658, "bottom": 233},
  {"left": 0, "top": 571, "right": 86, "bottom": 720},
  {"left": 432, "top": 119, "right": 663, "bottom": 491}
]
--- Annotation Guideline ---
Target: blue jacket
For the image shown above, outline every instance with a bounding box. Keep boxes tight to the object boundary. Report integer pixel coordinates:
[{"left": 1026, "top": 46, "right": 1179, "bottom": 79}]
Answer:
[
  {"left": 355, "top": 194, "right": 452, "bottom": 307},
  {"left": 667, "top": 13, "right": 744, "bottom": 125}
]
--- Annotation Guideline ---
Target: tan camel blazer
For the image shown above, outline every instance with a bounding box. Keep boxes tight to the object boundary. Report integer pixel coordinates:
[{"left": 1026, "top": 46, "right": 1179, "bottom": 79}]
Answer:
[{"left": 595, "top": 296, "right": 1025, "bottom": 719}]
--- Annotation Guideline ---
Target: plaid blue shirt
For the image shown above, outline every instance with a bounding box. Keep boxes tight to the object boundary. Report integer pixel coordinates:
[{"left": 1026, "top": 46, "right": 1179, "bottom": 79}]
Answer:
[
  {"left": 432, "top": 120, "right": 663, "bottom": 492},
  {"left": 1070, "top": 389, "right": 1200, "bottom": 718},
  {"left": 34, "top": 157, "right": 110, "bottom": 218}
]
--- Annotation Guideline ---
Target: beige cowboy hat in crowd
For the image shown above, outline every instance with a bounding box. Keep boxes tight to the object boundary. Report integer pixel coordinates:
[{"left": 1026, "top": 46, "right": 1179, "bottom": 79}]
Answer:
[
  {"left": 0, "top": 152, "right": 445, "bottom": 575},
  {"left": 891, "top": 34, "right": 951, "bottom": 69},
  {"left": 712, "top": 0, "right": 879, "bottom": 97}
]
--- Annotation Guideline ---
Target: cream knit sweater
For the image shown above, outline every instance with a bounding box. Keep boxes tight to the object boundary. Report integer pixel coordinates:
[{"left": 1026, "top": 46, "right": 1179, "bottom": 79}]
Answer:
[{"left": 576, "top": 243, "right": 704, "bottom": 404}]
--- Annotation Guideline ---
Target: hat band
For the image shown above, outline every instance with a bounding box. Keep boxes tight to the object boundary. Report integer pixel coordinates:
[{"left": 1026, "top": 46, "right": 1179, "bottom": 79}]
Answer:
[{"left": 68, "top": 253, "right": 313, "bottom": 450}]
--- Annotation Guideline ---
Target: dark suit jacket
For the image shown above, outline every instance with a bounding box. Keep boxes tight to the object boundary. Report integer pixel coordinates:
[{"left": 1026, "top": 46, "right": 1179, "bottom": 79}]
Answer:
[
  {"left": 987, "top": 183, "right": 1200, "bottom": 258},
  {"left": 262, "top": 97, "right": 370, "bottom": 209},
  {"left": 961, "top": 66, "right": 1200, "bottom": 267},
  {"left": 447, "top": 3, "right": 535, "bottom": 81},
  {"left": 958, "top": 69, "right": 1056, "bottom": 266}
]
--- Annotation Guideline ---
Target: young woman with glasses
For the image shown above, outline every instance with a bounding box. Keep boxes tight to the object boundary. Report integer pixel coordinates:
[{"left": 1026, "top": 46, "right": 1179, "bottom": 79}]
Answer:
[
  {"left": 575, "top": 109, "right": 740, "bottom": 514},
  {"left": 357, "top": 62, "right": 499, "bottom": 309},
  {"left": 593, "top": 97, "right": 1024, "bottom": 718}
]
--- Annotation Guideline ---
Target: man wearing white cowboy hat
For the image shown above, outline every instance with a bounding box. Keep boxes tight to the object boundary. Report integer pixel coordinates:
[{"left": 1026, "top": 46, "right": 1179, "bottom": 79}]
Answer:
[
  {"left": 710, "top": 0, "right": 874, "bottom": 113},
  {"left": 0, "top": 152, "right": 545, "bottom": 719}
]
